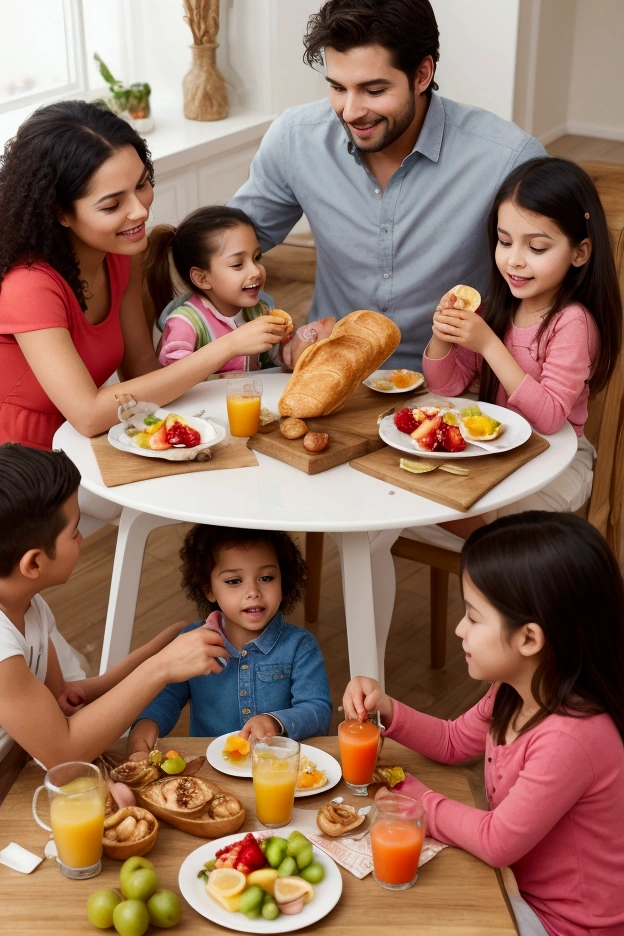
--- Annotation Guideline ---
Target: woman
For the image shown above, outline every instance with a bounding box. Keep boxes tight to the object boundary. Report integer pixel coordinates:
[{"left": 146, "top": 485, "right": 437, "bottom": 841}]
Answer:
[{"left": 0, "top": 100, "right": 287, "bottom": 450}]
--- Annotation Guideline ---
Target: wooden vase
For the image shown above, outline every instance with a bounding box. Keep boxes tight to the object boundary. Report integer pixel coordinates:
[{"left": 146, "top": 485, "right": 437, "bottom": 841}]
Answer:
[{"left": 183, "top": 42, "right": 229, "bottom": 121}]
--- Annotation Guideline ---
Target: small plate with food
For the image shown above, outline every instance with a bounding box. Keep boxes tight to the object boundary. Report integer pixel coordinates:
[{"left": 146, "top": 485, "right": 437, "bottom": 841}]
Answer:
[
  {"left": 108, "top": 404, "right": 225, "bottom": 461},
  {"left": 364, "top": 368, "right": 425, "bottom": 394},
  {"left": 206, "top": 734, "right": 341, "bottom": 797},
  {"left": 379, "top": 398, "right": 531, "bottom": 459},
  {"left": 179, "top": 829, "right": 342, "bottom": 933}
]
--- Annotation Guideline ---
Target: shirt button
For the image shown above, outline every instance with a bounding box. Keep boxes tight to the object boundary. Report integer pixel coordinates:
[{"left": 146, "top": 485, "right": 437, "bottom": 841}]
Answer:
[
  {"left": 240, "top": 650, "right": 247, "bottom": 657},
  {"left": 383, "top": 273, "right": 389, "bottom": 279},
  {"left": 241, "top": 664, "right": 248, "bottom": 670},
  {"left": 487, "top": 757, "right": 492, "bottom": 763},
  {"left": 382, "top": 227, "right": 388, "bottom": 233},
  {"left": 240, "top": 691, "right": 247, "bottom": 696},
  {"left": 242, "top": 708, "right": 251, "bottom": 715},
  {"left": 374, "top": 188, "right": 380, "bottom": 194}
]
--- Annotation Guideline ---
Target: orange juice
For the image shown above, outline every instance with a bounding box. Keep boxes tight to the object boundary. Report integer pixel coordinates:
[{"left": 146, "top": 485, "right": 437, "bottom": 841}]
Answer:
[
  {"left": 338, "top": 719, "right": 380, "bottom": 787},
  {"left": 50, "top": 778, "right": 105, "bottom": 868},
  {"left": 226, "top": 394, "right": 261, "bottom": 437},
  {"left": 371, "top": 819, "right": 424, "bottom": 886},
  {"left": 253, "top": 758, "right": 297, "bottom": 827}
]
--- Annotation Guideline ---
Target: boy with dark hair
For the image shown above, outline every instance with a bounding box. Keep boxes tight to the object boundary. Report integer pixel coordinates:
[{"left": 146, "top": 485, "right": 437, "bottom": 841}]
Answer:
[
  {"left": 230, "top": 0, "right": 546, "bottom": 370},
  {"left": 0, "top": 443, "right": 229, "bottom": 767}
]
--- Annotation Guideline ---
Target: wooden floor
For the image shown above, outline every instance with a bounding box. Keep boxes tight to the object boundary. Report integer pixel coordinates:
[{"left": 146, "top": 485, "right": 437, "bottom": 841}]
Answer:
[{"left": 43, "top": 132, "right": 620, "bottom": 741}]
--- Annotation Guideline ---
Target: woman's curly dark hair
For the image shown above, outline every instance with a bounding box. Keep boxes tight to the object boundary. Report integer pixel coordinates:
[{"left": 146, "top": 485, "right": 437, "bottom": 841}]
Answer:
[
  {"left": 0, "top": 100, "right": 155, "bottom": 312},
  {"left": 180, "top": 526, "right": 308, "bottom": 619}
]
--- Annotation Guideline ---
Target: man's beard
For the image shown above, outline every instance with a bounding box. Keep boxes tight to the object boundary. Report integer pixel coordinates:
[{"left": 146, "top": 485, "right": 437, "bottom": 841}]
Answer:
[{"left": 342, "top": 95, "right": 417, "bottom": 153}]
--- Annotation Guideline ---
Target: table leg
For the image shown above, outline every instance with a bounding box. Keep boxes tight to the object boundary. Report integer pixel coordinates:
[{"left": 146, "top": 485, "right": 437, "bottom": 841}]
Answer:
[
  {"left": 369, "top": 529, "right": 401, "bottom": 690},
  {"left": 99, "top": 509, "right": 179, "bottom": 674}
]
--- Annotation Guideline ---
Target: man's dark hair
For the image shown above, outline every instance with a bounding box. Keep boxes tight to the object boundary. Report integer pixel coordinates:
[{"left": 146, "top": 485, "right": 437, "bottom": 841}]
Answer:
[
  {"left": 180, "top": 525, "right": 307, "bottom": 619},
  {"left": 0, "top": 444, "right": 81, "bottom": 577},
  {"left": 304, "top": 0, "right": 439, "bottom": 92}
]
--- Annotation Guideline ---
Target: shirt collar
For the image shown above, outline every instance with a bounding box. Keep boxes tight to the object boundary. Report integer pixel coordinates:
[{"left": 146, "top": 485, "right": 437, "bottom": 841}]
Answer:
[
  {"left": 344, "top": 90, "right": 444, "bottom": 165},
  {"left": 196, "top": 294, "right": 244, "bottom": 326},
  {"left": 209, "top": 610, "right": 286, "bottom": 657}
]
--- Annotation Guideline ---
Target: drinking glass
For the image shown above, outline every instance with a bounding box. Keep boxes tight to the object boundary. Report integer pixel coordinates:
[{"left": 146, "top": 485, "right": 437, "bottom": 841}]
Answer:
[
  {"left": 226, "top": 377, "right": 262, "bottom": 437},
  {"left": 338, "top": 718, "right": 381, "bottom": 795},
  {"left": 32, "top": 761, "right": 106, "bottom": 879},
  {"left": 370, "top": 787, "right": 426, "bottom": 890},
  {"left": 251, "top": 736, "right": 299, "bottom": 828}
]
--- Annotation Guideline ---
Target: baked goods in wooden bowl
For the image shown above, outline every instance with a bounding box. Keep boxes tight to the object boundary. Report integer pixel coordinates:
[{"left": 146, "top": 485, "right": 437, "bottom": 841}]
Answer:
[
  {"left": 134, "top": 776, "right": 245, "bottom": 838},
  {"left": 279, "top": 310, "right": 401, "bottom": 418},
  {"left": 103, "top": 806, "right": 158, "bottom": 859}
]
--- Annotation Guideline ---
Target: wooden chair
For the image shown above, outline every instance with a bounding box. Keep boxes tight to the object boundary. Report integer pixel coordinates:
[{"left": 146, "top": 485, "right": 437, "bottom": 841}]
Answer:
[{"left": 305, "top": 160, "right": 624, "bottom": 668}]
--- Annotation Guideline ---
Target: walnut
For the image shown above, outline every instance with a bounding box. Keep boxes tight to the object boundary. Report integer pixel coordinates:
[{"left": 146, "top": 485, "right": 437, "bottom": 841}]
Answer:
[{"left": 209, "top": 794, "right": 243, "bottom": 819}]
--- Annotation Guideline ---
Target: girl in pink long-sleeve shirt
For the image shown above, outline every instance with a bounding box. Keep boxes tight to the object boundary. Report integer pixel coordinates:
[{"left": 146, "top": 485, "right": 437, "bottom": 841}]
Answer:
[
  {"left": 415, "top": 158, "right": 621, "bottom": 551},
  {"left": 344, "top": 512, "right": 624, "bottom": 936}
]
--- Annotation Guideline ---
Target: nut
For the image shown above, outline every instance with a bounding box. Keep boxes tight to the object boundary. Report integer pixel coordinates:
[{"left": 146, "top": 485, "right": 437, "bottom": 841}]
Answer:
[
  {"left": 303, "top": 432, "right": 329, "bottom": 453},
  {"left": 280, "top": 417, "right": 308, "bottom": 439},
  {"left": 209, "top": 793, "right": 243, "bottom": 819}
]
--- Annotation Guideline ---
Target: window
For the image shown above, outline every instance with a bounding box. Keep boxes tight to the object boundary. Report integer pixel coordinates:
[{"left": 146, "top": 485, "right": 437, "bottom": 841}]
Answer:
[{"left": 0, "top": 0, "right": 128, "bottom": 114}]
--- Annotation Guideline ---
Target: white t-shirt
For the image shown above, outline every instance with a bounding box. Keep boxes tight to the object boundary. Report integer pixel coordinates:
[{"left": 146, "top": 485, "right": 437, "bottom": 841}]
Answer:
[{"left": 0, "top": 594, "right": 56, "bottom": 762}]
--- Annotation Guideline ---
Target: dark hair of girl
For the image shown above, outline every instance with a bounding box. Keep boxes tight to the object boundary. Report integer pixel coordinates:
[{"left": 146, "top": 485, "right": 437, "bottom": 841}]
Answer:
[
  {"left": 0, "top": 443, "right": 81, "bottom": 577},
  {"left": 480, "top": 157, "right": 622, "bottom": 402},
  {"left": 144, "top": 206, "right": 258, "bottom": 315},
  {"left": 460, "top": 511, "right": 624, "bottom": 744},
  {"left": 0, "top": 100, "right": 154, "bottom": 312},
  {"left": 180, "top": 525, "right": 307, "bottom": 619},
  {"left": 303, "top": 0, "right": 439, "bottom": 94}
]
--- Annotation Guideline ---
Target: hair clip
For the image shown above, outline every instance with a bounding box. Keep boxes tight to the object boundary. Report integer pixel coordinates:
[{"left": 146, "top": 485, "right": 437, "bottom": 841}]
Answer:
[{"left": 584, "top": 212, "right": 590, "bottom": 220}]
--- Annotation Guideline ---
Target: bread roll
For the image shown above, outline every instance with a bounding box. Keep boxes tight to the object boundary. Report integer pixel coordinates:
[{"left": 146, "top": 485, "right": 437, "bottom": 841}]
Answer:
[{"left": 278, "top": 310, "right": 401, "bottom": 418}]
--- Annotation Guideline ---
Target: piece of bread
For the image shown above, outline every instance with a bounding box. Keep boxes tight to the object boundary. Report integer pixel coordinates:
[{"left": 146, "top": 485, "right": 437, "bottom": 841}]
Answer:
[{"left": 278, "top": 310, "right": 401, "bottom": 417}]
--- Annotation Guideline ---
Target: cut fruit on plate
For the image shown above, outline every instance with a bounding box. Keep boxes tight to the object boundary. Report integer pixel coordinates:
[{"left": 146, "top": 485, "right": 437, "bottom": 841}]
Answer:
[
  {"left": 207, "top": 868, "right": 247, "bottom": 898},
  {"left": 274, "top": 877, "right": 315, "bottom": 907},
  {"left": 450, "top": 285, "right": 481, "bottom": 312},
  {"left": 462, "top": 414, "right": 503, "bottom": 441}
]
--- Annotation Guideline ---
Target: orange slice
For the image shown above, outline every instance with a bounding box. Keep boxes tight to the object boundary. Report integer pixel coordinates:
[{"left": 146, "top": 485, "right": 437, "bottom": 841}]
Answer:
[
  {"left": 221, "top": 736, "right": 251, "bottom": 762},
  {"left": 206, "top": 868, "right": 247, "bottom": 911}
]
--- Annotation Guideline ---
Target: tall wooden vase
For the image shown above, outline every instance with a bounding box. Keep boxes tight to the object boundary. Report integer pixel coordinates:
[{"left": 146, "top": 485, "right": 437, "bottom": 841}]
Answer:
[{"left": 182, "top": 0, "right": 229, "bottom": 121}]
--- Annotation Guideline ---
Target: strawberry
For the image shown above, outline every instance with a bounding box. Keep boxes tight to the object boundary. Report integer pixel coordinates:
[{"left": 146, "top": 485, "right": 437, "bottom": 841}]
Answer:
[
  {"left": 393, "top": 408, "right": 419, "bottom": 434},
  {"left": 440, "top": 424, "right": 466, "bottom": 453},
  {"left": 166, "top": 422, "right": 201, "bottom": 447},
  {"left": 235, "top": 833, "right": 267, "bottom": 873},
  {"left": 416, "top": 428, "right": 439, "bottom": 451}
]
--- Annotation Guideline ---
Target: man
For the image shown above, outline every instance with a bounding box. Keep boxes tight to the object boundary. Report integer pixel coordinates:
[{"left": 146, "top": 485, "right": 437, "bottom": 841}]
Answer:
[{"left": 230, "top": 0, "right": 546, "bottom": 368}]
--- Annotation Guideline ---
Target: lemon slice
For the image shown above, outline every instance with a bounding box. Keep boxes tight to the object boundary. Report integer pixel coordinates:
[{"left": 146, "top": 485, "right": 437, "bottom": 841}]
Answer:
[
  {"left": 450, "top": 285, "right": 481, "bottom": 312},
  {"left": 274, "top": 877, "right": 315, "bottom": 906},
  {"left": 399, "top": 458, "right": 438, "bottom": 474},
  {"left": 207, "top": 868, "right": 247, "bottom": 899}
]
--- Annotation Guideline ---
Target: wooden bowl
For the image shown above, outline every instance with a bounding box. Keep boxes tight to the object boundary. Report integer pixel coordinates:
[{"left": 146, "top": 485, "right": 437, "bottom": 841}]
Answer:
[
  {"left": 103, "top": 806, "right": 158, "bottom": 860},
  {"left": 135, "top": 777, "right": 245, "bottom": 838}
]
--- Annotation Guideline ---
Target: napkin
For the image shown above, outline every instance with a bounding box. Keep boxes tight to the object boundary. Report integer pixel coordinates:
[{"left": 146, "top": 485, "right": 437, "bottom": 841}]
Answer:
[{"left": 0, "top": 842, "right": 44, "bottom": 874}]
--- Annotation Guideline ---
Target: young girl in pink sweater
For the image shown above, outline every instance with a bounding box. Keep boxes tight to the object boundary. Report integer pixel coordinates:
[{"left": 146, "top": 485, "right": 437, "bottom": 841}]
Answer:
[
  {"left": 344, "top": 512, "right": 624, "bottom": 936},
  {"left": 415, "top": 158, "right": 621, "bottom": 549}
]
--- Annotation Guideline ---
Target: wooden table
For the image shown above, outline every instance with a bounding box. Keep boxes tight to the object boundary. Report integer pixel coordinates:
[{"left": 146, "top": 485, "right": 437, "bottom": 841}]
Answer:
[{"left": 0, "top": 738, "right": 516, "bottom": 935}]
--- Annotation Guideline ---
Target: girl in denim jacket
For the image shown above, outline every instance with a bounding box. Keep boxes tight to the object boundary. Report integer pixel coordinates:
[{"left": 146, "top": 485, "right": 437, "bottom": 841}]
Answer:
[{"left": 127, "top": 525, "right": 332, "bottom": 754}]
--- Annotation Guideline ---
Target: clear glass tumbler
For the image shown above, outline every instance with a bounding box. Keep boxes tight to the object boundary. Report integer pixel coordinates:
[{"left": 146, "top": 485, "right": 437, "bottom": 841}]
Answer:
[
  {"left": 226, "top": 376, "right": 263, "bottom": 437},
  {"left": 338, "top": 718, "right": 381, "bottom": 795},
  {"left": 370, "top": 787, "right": 426, "bottom": 890},
  {"left": 251, "top": 736, "right": 300, "bottom": 828}
]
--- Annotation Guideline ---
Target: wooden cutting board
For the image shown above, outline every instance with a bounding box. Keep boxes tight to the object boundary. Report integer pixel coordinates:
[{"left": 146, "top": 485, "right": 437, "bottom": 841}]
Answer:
[
  {"left": 349, "top": 432, "right": 550, "bottom": 511},
  {"left": 247, "top": 383, "right": 418, "bottom": 474}
]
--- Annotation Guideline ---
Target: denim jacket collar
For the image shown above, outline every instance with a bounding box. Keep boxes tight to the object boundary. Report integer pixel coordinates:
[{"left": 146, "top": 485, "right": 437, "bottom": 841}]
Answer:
[{"left": 208, "top": 610, "right": 286, "bottom": 658}]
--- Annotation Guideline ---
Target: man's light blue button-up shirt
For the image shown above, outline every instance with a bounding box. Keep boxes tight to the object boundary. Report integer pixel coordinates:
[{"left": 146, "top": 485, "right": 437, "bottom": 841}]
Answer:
[{"left": 230, "top": 92, "right": 546, "bottom": 369}]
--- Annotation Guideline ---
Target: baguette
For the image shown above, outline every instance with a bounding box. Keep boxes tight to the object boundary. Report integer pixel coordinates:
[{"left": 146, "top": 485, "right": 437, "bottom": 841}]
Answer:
[{"left": 278, "top": 310, "right": 401, "bottom": 418}]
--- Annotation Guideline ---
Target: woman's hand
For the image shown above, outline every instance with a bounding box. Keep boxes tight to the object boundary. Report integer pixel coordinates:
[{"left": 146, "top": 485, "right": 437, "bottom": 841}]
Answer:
[
  {"left": 157, "top": 627, "right": 229, "bottom": 683},
  {"left": 342, "top": 677, "right": 394, "bottom": 727},
  {"left": 433, "top": 306, "right": 496, "bottom": 355},
  {"left": 239, "top": 714, "right": 282, "bottom": 742},
  {"left": 229, "top": 315, "right": 289, "bottom": 357}
]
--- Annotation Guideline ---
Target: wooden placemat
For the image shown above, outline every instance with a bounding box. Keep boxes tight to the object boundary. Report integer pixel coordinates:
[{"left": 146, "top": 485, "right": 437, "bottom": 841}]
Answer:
[
  {"left": 90, "top": 432, "right": 258, "bottom": 487},
  {"left": 349, "top": 433, "right": 550, "bottom": 512}
]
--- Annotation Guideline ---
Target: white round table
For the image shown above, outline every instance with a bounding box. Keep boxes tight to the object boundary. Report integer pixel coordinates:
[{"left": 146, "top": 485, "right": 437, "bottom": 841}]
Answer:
[{"left": 54, "top": 374, "right": 578, "bottom": 684}]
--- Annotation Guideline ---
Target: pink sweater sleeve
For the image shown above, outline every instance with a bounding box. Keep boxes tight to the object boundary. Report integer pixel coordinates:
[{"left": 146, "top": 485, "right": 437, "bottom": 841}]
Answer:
[
  {"left": 400, "top": 730, "right": 595, "bottom": 868},
  {"left": 422, "top": 344, "right": 480, "bottom": 396},
  {"left": 158, "top": 317, "right": 198, "bottom": 366},
  {"left": 506, "top": 307, "right": 599, "bottom": 434}
]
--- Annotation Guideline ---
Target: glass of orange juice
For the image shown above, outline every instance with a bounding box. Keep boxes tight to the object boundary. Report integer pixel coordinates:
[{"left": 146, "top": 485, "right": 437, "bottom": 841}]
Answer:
[
  {"left": 338, "top": 718, "right": 381, "bottom": 795},
  {"left": 371, "top": 788, "right": 426, "bottom": 890},
  {"left": 32, "top": 761, "right": 106, "bottom": 879},
  {"left": 251, "top": 736, "right": 299, "bottom": 828},
  {"left": 226, "top": 377, "right": 262, "bottom": 437}
]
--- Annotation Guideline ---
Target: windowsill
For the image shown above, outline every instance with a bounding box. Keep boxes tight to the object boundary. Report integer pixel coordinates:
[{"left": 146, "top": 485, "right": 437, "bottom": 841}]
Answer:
[{"left": 0, "top": 92, "right": 275, "bottom": 175}]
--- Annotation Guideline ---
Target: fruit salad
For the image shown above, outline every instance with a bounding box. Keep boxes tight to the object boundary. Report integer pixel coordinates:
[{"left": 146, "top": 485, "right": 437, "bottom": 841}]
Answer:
[
  {"left": 199, "top": 831, "right": 324, "bottom": 921},
  {"left": 394, "top": 406, "right": 467, "bottom": 453},
  {"left": 126, "top": 413, "right": 201, "bottom": 451}
]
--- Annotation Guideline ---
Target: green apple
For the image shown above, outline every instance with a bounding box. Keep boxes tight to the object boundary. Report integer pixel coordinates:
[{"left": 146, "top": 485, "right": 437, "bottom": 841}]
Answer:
[
  {"left": 112, "top": 899, "right": 149, "bottom": 936},
  {"left": 119, "top": 856, "right": 158, "bottom": 900},
  {"left": 87, "top": 888, "right": 122, "bottom": 928},
  {"left": 147, "top": 889, "right": 183, "bottom": 928}
]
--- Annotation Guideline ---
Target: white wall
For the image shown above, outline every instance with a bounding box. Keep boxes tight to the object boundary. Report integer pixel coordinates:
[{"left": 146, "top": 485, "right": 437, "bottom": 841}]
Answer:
[
  {"left": 432, "top": 0, "right": 521, "bottom": 120},
  {"left": 567, "top": 0, "right": 624, "bottom": 141}
]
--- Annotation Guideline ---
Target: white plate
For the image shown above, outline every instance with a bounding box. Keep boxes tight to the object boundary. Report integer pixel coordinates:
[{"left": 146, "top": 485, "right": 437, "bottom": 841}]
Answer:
[
  {"left": 379, "top": 397, "right": 531, "bottom": 459},
  {"left": 206, "top": 734, "right": 341, "bottom": 798},
  {"left": 363, "top": 369, "right": 425, "bottom": 394},
  {"left": 108, "top": 409, "right": 226, "bottom": 461},
  {"left": 178, "top": 830, "right": 342, "bottom": 933}
]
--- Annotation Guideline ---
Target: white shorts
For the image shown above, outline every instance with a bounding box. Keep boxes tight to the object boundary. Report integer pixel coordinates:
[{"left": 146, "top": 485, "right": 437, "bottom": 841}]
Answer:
[{"left": 402, "top": 435, "right": 595, "bottom": 553}]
